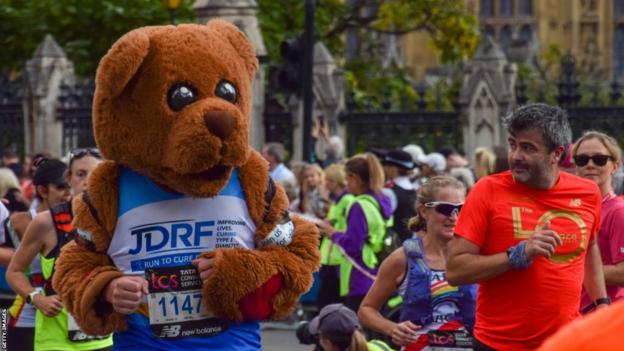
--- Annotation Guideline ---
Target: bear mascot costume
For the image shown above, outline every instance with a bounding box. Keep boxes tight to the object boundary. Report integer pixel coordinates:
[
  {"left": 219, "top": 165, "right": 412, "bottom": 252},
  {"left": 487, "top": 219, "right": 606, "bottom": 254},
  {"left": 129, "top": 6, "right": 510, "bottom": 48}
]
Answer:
[{"left": 53, "top": 20, "right": 320, "bottom": 350}]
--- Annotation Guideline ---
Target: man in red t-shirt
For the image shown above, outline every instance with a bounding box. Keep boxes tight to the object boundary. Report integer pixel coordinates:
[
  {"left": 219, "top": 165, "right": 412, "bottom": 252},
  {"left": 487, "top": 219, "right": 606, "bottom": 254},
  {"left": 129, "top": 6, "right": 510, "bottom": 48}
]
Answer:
[{"left": 446, "top": 103, "right": 609, "bottom": 351}]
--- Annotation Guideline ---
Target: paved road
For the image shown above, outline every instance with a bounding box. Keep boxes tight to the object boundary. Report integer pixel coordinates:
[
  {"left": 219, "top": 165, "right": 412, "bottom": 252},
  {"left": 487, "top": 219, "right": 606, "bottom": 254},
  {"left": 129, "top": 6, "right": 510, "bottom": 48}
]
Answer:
[{"left": 261, "top": 325, "right": 311, "bottom": 351}]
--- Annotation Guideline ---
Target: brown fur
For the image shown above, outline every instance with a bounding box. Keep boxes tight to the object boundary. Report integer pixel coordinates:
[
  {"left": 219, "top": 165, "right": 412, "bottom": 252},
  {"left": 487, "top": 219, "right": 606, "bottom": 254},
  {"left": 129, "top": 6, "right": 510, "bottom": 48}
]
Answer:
[{"left": 53, "top": 20, "right": 320, "bottom": 334}]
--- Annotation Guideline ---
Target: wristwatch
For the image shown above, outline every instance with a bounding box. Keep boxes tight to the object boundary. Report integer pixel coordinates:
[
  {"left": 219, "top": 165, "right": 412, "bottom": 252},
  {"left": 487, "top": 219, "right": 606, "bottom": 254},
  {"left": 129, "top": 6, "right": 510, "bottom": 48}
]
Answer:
[
  {"left": 26, "top": 290, "right": 40, "bottom": 305},
  {"left": 593, "top": 297, "right": 612, "bottom": 307},
  {"left": 581, "top": 297, "right": 611, "bottom": 314}
]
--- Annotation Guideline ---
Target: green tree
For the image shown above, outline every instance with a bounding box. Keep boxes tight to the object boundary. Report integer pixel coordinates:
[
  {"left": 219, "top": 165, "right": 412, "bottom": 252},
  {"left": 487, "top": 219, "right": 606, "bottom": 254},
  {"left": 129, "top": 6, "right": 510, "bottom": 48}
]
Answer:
[
  {"left": 0, "top": 0, "right": 195, "bottom": 77},
  {"left": 257, "top": 0, "right": 479, "bottom": 109}
]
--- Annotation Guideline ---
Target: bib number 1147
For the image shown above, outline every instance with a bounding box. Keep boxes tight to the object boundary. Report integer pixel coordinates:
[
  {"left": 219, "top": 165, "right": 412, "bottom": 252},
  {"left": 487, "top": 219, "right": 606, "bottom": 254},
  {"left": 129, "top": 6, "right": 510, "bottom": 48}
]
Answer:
[{"left": 156, "top": 293, "right": 202, "bottom": 319}]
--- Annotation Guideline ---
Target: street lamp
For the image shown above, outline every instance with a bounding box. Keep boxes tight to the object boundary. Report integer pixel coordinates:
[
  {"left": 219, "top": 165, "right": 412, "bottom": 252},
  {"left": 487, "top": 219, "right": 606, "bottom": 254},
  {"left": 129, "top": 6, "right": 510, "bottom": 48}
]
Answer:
[{"left": 163, "top": 0, "right": 182, "bottom": 25}]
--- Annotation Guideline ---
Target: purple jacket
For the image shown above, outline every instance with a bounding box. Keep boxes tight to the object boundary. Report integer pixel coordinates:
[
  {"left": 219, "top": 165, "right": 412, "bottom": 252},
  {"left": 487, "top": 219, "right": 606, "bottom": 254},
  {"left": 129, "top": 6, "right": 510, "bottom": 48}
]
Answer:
[{"left": 331, "top": 191, "right": 393, "bottom": 296}]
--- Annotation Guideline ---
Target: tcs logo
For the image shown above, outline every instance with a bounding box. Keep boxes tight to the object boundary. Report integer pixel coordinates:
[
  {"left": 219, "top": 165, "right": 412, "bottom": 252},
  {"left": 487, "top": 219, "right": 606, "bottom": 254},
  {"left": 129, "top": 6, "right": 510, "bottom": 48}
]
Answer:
[
  {"left": 129, "top": 220, "right": 215, "bottom": 254},
  {"left": 151, "top": 272, "right": 179, "bottom": 290}
]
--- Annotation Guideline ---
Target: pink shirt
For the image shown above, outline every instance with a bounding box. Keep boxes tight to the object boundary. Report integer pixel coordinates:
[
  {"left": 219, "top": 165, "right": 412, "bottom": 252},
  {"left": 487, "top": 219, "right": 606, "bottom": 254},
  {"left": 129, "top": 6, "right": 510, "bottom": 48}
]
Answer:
[{"left": 582, "top": 195, "right": 624, "bottom": 307}]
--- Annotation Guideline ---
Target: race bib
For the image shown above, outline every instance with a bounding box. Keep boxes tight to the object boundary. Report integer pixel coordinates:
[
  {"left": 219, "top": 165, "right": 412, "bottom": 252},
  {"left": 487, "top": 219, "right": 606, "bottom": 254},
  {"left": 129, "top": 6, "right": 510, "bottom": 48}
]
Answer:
[
  {"left": 67, "top": 314, "right": 109, "bottom": 342},
  {"left": 427, "top": 330, "right": 473, "bottom": 350},
  {"left": 145, "top": 265, "right": 228, "bottom": 339}
]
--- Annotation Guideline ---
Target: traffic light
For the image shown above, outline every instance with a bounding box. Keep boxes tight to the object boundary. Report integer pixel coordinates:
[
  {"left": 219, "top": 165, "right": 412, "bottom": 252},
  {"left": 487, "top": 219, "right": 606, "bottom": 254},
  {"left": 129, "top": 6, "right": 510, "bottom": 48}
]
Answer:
[{"left": 270, "top": 36, "right": 303, "bottom": 95}]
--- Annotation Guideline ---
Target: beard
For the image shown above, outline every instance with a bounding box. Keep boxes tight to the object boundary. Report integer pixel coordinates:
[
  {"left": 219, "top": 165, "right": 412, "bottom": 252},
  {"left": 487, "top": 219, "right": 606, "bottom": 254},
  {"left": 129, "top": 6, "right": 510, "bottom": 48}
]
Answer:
[{"left": 510, "top": 158, "right": 553, "bottom": 188}]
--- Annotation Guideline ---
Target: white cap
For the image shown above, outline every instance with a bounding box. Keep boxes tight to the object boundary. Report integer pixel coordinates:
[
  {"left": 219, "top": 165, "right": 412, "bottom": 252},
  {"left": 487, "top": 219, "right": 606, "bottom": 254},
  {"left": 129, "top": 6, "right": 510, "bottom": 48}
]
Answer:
[
  {"left": 421, "top": 153, "right": 446, "bottom": 174},
  {"left": 402, "top": 144, "right": 425, "bottom": 165}
]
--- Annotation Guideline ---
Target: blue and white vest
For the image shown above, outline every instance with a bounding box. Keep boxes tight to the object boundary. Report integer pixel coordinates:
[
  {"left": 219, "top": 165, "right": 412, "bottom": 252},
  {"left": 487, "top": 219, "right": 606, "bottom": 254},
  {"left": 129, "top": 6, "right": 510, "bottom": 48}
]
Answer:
[
  {"left": 399, "top": 237, "right": 477, "bottom": 332},
  {"left": 108, "top": 167, "right": 261, "bottom": 350}
]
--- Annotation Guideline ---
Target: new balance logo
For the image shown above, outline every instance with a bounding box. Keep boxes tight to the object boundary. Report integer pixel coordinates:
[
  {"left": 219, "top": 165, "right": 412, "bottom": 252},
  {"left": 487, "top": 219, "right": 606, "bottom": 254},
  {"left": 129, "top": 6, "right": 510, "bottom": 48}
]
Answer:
[
  {"left": 160, "top": 325, "right": 181, "bottom": 338},
  {"left": 569, "top": 198, "right": 582, "bottom": 207}
]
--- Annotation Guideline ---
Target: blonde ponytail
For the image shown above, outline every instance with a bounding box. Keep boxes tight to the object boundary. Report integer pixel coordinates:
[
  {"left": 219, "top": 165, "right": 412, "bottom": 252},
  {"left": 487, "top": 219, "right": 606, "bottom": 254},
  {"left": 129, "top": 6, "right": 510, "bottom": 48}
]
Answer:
[
  {"left": 349, "top": 329, "right": 368, "bottom": 351},
  {"left": 365, "top": 153, "right": 384, "bottom": 194}
]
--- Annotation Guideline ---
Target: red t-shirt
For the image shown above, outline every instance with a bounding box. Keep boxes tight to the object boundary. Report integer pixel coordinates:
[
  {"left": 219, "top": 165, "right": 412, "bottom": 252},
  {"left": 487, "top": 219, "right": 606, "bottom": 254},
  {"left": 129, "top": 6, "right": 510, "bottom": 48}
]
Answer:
[{"left": 454, "top": 171, "right": 601, "bottom": 351}]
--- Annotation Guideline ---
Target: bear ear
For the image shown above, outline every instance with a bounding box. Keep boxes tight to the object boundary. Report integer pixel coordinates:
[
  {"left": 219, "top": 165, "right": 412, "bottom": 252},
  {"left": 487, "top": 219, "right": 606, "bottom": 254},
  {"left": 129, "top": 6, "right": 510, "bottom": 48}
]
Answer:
[
  {"left": 206, "top": 19, "right": 258, "bottom": 79},
  {"left": 95, "top": 28, "right": 151, "bottom": 98}
]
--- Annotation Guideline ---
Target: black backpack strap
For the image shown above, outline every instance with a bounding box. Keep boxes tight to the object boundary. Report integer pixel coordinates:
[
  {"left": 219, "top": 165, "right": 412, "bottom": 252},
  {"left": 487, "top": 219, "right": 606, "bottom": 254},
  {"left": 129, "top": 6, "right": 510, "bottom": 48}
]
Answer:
[
  {"left": 82, "top": 191, "right": 103, "bottom": 227},
  {"left": 262, "top": 177, "right": 276, "bottom": 223},
  {"left": 48, "top": 202, "right": 74, "bottom": 258},
  {"left": 73, "top": 191, "right": 101, "bottom": 253},
  {"left": 262, "top": 177, "right": 291, "bottom": 225},
  {"left": 45, "top": 202, "right": 76, "bottom": 296}
]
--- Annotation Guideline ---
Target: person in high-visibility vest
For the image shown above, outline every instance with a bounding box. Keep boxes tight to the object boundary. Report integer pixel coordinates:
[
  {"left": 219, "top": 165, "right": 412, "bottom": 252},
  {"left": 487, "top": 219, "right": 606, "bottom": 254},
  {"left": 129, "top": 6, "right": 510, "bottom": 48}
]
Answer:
[
  {"left": 317, "top": 164, "right": 355, "bottom": 310},
  {"left": 308, "top": 303, "right": 395, "bottom": 351},
  {"left": 318, "top": 153, "right": 392, "bottom": 313},
  {"left": 6, "top": 151, "right": 111, "bottom": 351}
]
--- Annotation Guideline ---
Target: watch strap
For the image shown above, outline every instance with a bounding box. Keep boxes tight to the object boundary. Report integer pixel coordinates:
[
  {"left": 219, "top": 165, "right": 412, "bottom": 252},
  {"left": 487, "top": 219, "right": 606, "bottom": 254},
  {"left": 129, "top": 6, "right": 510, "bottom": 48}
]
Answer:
[
  {"left": 581, "top": 296, "right": 611, "bottom": 314},
  {"left": 26, "top": 290, "right": 39, "bottom": 304}
]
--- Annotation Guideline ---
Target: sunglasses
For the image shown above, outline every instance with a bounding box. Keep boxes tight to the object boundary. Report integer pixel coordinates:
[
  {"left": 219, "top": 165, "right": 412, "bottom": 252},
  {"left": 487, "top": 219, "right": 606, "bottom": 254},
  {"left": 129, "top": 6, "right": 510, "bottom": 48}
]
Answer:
[
  {"left": 424, "top": 201, "right": 463, "bottom": 216},
  {"left": 573, "top": 154, "right": 613, "bottom": 167},
  {"left": 50, "top": 182, "right": 71, "bottom": 191},
  {"left": 69, "top": 148, "right": 101, "bottom": 162}
]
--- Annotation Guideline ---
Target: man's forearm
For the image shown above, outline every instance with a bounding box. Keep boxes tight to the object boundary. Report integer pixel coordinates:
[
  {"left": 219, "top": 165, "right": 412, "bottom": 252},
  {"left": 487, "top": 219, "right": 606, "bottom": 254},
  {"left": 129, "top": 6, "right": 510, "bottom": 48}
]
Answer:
[
  {"left": 446, "top": 251, "right": 510, "bottom": 286},
  {"left": 583, "top": 242, "right": 607, "bottom": 301},
  {"left": 604, "top": 263, "right": 624, "bottom": 286}
]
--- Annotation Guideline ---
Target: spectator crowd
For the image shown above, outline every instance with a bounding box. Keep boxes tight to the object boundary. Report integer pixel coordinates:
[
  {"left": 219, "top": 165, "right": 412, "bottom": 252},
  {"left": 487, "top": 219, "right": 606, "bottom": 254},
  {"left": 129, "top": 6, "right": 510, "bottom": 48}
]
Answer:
[{"left": 1, "top": 103, "right": 624, "bottom": 350}]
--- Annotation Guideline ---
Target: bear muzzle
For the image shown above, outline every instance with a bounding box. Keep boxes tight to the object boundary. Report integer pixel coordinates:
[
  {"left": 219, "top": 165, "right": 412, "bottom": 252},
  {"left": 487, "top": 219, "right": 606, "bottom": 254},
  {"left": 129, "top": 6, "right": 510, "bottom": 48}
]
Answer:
[{"left": 204, "top": 110, "right": 235, "bottom": 139}]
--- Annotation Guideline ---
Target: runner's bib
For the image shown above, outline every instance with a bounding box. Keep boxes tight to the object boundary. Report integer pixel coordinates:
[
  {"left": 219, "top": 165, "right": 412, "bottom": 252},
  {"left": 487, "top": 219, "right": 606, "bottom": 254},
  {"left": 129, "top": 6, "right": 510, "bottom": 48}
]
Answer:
[
  {"left": 427, "top": 330, "right": 473, "bottom": 350},
  {"left": 145, "top": 265, "right": 228, "bottom": 339},
  {"left": 67, "top": 314, "right": 109, "bottom": 342}
]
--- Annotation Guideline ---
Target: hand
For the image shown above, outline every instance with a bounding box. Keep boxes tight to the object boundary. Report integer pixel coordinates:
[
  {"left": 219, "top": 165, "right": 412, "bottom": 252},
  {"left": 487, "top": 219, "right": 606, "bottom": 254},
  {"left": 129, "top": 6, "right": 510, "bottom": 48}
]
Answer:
[
  {"left": 317, "top": 220, "right": 336, "bottom": 237},
  {"left": 192, "top": 257, "right": 215, "bottom": 283},
  {"left": 311, "top": 118, "right": 320, "bottom": 139},
  {"left": 33, "top": 294, "right": 63, "bottom": 317},
  {"left": 525, "top": 221, "right": 563, "bottom": 261},
  {"left": 390, "top": 321, "right": 421, "bottom": 346},
  {"left": 320, "top": 120, "right": 329, "bottom": 139},
  {"left": 104, "top": 276, "right": 148, "bottom": 315}
]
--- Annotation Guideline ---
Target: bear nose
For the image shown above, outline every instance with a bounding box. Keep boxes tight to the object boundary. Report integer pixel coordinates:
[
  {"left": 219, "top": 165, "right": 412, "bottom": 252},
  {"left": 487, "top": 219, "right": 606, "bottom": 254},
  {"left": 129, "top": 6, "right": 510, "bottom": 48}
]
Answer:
[{"left": 204, "top": 111, "right": 235, "bottom": 139}]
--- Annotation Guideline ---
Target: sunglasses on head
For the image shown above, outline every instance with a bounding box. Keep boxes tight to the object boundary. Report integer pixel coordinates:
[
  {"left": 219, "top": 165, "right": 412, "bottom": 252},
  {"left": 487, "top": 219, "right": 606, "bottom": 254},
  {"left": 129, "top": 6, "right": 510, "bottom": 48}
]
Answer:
[
  {"left": 573, "top": 154, "right": 613, "bottom": 167},
  {"left": 424, "top": 201, "right": 463, "bottom": 216},
  {"left": 69, "top": 148, "right": 101, "bottom": 162}
]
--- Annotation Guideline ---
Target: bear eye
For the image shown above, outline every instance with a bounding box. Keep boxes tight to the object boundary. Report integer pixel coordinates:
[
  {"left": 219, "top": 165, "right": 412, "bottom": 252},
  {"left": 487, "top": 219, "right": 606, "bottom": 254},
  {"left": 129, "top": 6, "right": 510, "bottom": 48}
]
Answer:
[
  {"left": 215, "top": 80, "right": 237, "bottom": 103},
  {"left": 167, "top": 84, "right": 198, "bottom": 112}
]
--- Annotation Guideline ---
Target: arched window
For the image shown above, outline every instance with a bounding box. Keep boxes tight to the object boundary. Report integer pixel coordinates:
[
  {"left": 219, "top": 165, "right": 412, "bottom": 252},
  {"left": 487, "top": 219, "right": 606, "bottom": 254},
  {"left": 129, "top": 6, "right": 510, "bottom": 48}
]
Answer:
[
  {"left": 614, "top": 24, "right": 624, "bottom": 78},
  {"left": 519, "top": 25, "right": 533, "bottom": 43},
  {"left": 500, "top": 25, "right": 513, "bottom": 54},
  {"left": 481, "top": 0, "right": 494, "bottom": 17},
  {"left": 615, "top": 0, "right": 624, "bottom": 16},
  {"left": 500, "top": 0, "right": 513, "bottom": 17},
  {"left": 519, "top": 0, "right": 533, "bottom": 16}
]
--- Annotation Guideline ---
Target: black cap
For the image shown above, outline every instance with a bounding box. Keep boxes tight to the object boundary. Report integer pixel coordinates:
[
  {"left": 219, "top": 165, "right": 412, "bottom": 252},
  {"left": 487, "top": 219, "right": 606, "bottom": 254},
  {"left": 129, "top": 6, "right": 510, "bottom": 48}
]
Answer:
[
  {"left": 369, "top": 147, "right": 388, "bottom": 159},
  {"left": 309, "top": 303, "right": 360, "bottom": 336},
  {"left": 33, "top": 159, "right": 67, "bottom": 186},
  {"left": 382, "top": 149, "right": 416, "bottom": 170}
]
